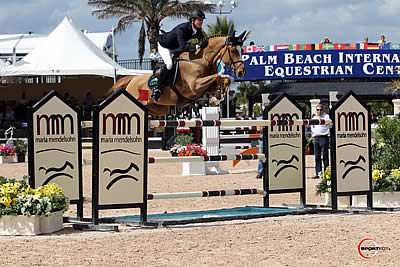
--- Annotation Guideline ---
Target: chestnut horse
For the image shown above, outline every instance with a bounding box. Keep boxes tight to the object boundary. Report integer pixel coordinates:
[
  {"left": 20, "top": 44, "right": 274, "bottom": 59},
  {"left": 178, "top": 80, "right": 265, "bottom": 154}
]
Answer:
[{"left": 110, "top": 31, "right": 247, "bottom": 116}]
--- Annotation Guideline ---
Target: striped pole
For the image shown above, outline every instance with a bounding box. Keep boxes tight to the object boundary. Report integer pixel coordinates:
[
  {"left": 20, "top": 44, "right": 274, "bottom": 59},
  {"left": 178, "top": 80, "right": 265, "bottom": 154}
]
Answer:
[
  {"left": 148, "top": 119, "right": 331, "bottom": 128},
  {"left": 219, "top": 133, "right": 261, "bottom": 140},
  {"left": 147, "top": 188, "right": 264, "bottom": 200},
  {"left": 148, "top": 154, "right": 266, "bottom": 164}
]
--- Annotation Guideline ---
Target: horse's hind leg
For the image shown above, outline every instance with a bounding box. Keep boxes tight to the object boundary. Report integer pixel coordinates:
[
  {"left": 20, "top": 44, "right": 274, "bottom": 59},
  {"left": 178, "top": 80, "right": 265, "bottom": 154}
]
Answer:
[{"left": 148, "top": 103, "right": 170, "bottom": 116}]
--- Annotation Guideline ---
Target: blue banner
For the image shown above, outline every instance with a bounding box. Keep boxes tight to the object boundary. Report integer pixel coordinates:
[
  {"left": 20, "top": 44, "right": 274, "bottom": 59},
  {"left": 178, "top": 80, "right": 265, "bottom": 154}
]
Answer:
[{"left": 238, "top": 49, "right": 400, "bottom": 80}]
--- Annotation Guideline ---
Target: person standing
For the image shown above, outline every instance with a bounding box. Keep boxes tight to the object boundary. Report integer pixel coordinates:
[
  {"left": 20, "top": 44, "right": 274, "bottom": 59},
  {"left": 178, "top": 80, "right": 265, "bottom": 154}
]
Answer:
[
  {"left": 256, "top": 117, "right": 263, "bottom": 179},
  {"left": 311, "top": 104, "right": 330, "bottom": 178}
]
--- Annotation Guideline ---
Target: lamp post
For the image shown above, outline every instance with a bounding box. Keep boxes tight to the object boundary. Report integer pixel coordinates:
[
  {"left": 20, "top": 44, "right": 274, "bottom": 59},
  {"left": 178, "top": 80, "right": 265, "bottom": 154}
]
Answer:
[{"left": 204, "top": 0, "right": 239, "bottom": 15}]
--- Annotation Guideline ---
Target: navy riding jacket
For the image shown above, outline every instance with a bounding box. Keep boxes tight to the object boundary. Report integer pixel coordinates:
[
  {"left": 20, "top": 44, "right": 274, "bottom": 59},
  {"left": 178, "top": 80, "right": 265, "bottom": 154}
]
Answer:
[{"left": 158, "top": 22, "right": 204, "bottom": 52}]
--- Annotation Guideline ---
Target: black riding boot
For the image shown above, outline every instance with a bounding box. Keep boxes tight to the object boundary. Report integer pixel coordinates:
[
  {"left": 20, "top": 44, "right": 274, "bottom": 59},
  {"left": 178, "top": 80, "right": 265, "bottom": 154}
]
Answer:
[{"left": 151, "top": 65, "right": 170, "bottom": 102}]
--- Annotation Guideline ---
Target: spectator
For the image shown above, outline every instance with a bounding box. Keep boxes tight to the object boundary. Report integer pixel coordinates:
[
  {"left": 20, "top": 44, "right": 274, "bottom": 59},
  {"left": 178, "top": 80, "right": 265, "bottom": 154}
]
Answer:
[
  {"left": 82, "top": 92, "right": 95, "bottom": 120},
  {"left": 320, "top": 37, "right": 332, "bottom": 44},
  {"left": 377, "top": 35, "right": 389, "bottom": 45},
  {"left": 249, "top": 41, "right": 255, "bottom": 46},
  {"left": 359, "top": 36, "right": 369, "bottom": 44},
  {"left": 311, "top": 104, "right": 330, "bottom": 179},
  {"left": 256, "top": 119, "right": 263, "bottom": 179},
  {"left": 2, "top": 106, "right": 15, "bottom": 129},
  {"left": 15, "top": 92, "right": 29, "bottom": 121}
]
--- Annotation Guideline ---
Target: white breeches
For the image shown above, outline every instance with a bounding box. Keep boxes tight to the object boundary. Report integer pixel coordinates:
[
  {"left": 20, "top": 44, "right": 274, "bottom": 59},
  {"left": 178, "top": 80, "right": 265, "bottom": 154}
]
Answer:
[{"left": 158, "top": 43, "right": 173, "bottom": 70}]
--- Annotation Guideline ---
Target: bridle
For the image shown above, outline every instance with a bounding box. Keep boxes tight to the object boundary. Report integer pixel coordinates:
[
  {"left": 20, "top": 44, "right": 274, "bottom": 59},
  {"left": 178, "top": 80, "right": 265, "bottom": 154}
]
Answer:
[{"left": 215, "top": 38, "right": 245, "bottom": 75}]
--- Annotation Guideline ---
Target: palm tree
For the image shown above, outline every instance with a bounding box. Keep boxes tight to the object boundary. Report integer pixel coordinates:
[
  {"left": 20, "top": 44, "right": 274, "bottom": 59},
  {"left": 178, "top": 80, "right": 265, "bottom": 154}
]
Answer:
[
  {"left": 88, "top": 0, "right": 214, "bottom": 63},
  {"left": 236, "top": 81, "right": 265, "bottom": 116},
  {"left": 206, "top": 16, "right": 235, "bottom": 36}
]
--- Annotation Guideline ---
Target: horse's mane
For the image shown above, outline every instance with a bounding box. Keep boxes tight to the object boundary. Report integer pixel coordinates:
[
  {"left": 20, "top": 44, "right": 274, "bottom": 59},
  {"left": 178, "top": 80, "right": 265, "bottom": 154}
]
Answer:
[{"left": 205, "top": 34, "right": 228, "bottom": 41}]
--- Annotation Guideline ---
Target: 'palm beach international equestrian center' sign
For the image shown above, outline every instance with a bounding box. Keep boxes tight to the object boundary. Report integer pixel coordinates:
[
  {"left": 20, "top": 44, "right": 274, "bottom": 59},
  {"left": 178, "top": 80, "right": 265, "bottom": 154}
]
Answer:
[{"left": 239, "top": 44, "right": 400, "bottom": 80}]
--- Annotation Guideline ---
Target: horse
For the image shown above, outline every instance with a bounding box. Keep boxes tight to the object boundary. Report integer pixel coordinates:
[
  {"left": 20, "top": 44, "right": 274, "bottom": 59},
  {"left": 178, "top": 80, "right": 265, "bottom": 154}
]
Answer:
[{"left": 110, "top": 31, "right": 247, "bottom": 116}]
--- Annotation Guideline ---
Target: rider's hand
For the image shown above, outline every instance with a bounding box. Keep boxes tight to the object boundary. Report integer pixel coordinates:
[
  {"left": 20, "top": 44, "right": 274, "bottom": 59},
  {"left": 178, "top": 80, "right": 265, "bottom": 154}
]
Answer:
[{"left": 199, "top": 39, "right": 208, "bottom": 49}]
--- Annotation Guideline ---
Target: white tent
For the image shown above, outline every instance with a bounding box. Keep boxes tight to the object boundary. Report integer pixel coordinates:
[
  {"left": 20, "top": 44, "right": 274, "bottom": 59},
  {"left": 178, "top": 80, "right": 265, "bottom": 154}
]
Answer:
[
  {"left": 0, "top": 17, "right": 149, "bottom": 77},
  {"left": 0, "top": 59, "right": 7, "bottom": 68}
]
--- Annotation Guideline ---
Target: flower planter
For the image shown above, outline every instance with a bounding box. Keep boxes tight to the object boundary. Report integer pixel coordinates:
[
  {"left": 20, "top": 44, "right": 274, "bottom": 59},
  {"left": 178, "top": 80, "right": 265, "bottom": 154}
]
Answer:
[
  {"left": 16, "top": 154, "right": 25, "bottom": 163},
  {"left": 39, "top": 211, "right": 64, "bottom": 234},
  {"left": 0, "top": 156, "right": 15, "bottom": 164},
  {"left": 352, "top": 192, "right": 400, "bottom": 208},
  {"left": 0, "top": 211, "right": 64, "bottom": 236},
  {"left": 324, "top": 193, "right": 351, "bottom": 207},
  {"left": 0, "top": 215, "right": 40, "bottom": 235},
  {"left": 182, "top": 162, "right": 206, "bottom": 176}
]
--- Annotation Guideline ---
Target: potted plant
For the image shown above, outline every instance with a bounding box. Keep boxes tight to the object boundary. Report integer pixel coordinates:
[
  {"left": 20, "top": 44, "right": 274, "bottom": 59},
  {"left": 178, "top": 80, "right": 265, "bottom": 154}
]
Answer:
[
  {"left": 0, "top": 176, "right": 69, "bottom": 235},
  {"left": 14, "top": 139, "right": 27, "bottom": 163},
  {"left": 170, "top": 143, "right": 208, "bottom": 176},
  {"left": 0, "top": 144, "right": 15, "bottom": 163},
  {"left": 315, "top": 166, "right": 332, "bottom": 206}
]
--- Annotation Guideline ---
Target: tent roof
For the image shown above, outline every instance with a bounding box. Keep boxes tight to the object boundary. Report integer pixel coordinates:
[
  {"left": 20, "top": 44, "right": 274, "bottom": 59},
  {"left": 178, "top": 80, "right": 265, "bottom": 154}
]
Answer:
[
  {"left": 0, "top": 32, "right": 118, "bottom": 56},
  {"left": 0, "top": 17, "right": 149, "bottom": 77},
  {"left": 0, "top": 59, "right": 7, "bottom": 67}
]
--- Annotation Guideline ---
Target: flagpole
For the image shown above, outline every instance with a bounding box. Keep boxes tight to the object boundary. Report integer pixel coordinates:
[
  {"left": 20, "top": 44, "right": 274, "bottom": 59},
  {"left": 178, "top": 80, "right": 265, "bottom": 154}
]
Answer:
[{"left": 112, "top": 26, "right": 116, "bottom": 84}]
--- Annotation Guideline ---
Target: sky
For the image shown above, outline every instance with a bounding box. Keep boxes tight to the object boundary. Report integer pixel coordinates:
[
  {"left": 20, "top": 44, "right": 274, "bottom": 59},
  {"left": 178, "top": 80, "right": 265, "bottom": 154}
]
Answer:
[{"left": 2, "top": 0, "right": 400, "bottom": 59}]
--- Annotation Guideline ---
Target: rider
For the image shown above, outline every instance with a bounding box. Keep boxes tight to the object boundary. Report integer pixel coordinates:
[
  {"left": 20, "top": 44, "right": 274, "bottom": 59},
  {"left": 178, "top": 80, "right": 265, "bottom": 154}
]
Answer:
[{"left": 152, "top": 9, "right": 209, "bottom": 102}]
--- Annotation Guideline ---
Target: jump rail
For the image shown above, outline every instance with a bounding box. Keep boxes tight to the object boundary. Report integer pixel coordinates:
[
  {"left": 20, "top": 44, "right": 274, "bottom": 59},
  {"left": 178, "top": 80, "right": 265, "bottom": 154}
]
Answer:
[
  {"left": 147, "top": 188, "right": 264, "bottom": 200},
  {"left": 149, "top": 119, "right": 332, "bottom": 128},
  {"left": 148, "top": 154, "right": 265, "bottom": 164}
]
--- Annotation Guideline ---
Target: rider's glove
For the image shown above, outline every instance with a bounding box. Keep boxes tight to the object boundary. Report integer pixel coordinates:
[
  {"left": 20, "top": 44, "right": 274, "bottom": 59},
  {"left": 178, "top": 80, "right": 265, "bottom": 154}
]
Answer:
[{"left": 198, "top": 39, "right": 208, "bottom": 49}]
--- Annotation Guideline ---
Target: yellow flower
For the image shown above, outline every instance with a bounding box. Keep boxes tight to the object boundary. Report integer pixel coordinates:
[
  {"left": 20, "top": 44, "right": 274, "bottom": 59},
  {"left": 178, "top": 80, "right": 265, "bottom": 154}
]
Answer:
[
  {"left": 372, "top": 169, "right": 384, "bottom": 180},
  {"left": 390, "top": 168, "right": 400, "bottom": 177}
]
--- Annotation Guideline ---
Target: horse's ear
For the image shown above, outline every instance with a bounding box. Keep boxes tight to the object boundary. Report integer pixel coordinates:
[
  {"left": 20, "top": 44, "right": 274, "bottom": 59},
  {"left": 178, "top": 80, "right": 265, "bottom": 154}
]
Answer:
[
  {"left": 237, "top": 31, "right": 246, "bottom": 41},
  {"left": 227, "top": 31, "right": 236, "bottom": 43}
]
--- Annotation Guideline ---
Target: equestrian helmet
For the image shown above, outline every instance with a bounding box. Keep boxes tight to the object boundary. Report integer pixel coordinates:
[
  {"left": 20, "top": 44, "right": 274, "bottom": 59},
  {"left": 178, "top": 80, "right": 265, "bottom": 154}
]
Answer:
[{"left": 190, "top": 10, "right": 206, "bottom": 19}]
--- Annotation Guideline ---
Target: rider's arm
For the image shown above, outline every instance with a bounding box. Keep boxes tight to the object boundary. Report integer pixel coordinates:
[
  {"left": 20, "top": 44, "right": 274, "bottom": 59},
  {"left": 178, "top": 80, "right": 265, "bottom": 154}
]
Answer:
[{"left": 176, "top": 28, "right": 197, "bottom": 52}]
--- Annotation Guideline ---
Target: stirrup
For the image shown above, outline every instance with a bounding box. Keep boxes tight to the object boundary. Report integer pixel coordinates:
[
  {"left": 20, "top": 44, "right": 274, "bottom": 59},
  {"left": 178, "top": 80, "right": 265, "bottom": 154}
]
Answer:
[{"left": 151, "top": 88, "right": 162, "bottom": 102}]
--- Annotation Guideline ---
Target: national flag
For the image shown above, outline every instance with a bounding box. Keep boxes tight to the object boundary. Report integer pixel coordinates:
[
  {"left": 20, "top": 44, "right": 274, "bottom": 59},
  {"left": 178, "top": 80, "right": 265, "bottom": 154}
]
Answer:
[
  {"left": 276, "top": 45, "right": 289, "bottom": 51},
  {"left": 300, "top": 44, "right": 312, "bottom": 50},
  {"left": 290, "top": 44, "right": 299, "bottom": 50},
  {"left": 322, "top": 43, "right": 334, "bottom": 50},
  {"left": 137, "top": 89, "right": 149, "bottom": 105},
  {"left": 244, "top": 46, "right": 255, "bottom": 53},
  {"left": 390, "top": 43, "right": 400, "bottom": 50},
  {"left": 105, "top": 33, "right": 113, "bottom": 49},
  {"left": 255, "top": 45, "right": 267, "bottom": 52},
  {"left": 344, "top": 43, "right": 357, "bottom": 49},
  {"left": 367, "top": 44, "right": 379, "bottom": 50},
  {"left": 379, "top": 44, "right": 391, "bottom": 50},
  {"left": 334, "top": 43, "right": 345, "bottom": 50},
  {"left": 313, "top": 44, "right": 322, "bottom": 50},
  {"left": 357, "top": 43, "right": 365, "bottom": 49}
]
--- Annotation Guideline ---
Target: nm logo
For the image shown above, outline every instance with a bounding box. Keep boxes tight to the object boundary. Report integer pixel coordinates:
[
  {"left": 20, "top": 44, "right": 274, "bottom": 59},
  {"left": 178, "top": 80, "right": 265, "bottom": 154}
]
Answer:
[
  {"left": 338, "top": 112, "right": 366, "bottom": 131},
  {"left": 37, "top": 114, "right": 74, "bottom": 135},
  {"left": 103, "top": 113, "right": 141, "bottom": 135},
  {"left": 270, "top": 113, "right": 300, "bottom": 132}
]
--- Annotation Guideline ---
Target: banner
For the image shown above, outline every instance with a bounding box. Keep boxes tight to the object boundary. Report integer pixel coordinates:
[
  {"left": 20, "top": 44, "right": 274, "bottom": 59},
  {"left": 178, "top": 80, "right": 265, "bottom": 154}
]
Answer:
[{"left": 239, "top": 48, "right": 400, "bottom": 80}]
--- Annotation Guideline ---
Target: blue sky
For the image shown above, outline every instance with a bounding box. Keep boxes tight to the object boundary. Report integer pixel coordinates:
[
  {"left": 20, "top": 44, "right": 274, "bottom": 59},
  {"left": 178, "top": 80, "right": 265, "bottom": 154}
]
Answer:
[{"left": 2, "top": 0, "right": 400, "bottom": 59}]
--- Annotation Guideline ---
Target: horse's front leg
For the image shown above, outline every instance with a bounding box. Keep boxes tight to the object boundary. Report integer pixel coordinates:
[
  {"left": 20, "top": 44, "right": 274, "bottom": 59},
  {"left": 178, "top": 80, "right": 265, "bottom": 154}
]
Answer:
[{"left": 189, "top": 74, "right": 228, "bottom": 97}]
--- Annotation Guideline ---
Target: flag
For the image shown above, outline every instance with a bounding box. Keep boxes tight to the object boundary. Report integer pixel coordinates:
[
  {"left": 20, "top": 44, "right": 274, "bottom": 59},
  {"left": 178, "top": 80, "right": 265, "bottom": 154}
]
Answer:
[
  {"left": 357, "top": 43, "right": 365, "bottom": 49},
  {"left": 367, "top": 44, "right": 379, "bottom": 50},
  {"left": 322, "top": 43, "right": 334, "bottom": 50},
  {"left": 255, "top": 45, "right": 267, "bottom": 52},
  {"left": 334, "top": 43, "right": 345, "bottom": 50},
  {"left": 300, "top": 44, "right": 312, "bottom": 50},
  {"left": 344, "top": 43, "right": 357, "bottom": 49},
  {"left": 390, "top": 43, "right": 400, "bottom": 49},
  {"left": 244, "top": 46, "right": 255, "bottom": 53},
  {"left": 276, "top": 45, "right": 289, "bottom": 51},
  {"left": 313, "top": 44, "right": 323, "bottom": 50},
  {"left": 290, "top": 44, "right": 300, "bottom": 50},
  {"left": 105, "top": 33, "right": 113, "bottom": 49},
  {"left": 379, "top": 44, "right": 391, "bottom": 50},
  {"left": 329, "top": 91, "right": 339, "bottom": 102},
  {"left": 137, "top": 89, "right": 149, "bottom": 105}
]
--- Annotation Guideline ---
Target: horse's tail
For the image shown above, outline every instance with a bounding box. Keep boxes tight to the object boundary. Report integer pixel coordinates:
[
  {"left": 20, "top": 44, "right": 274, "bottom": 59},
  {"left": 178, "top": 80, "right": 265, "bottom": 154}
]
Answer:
[{"left": 110, "top": 75, "right": 136, "bottom": 91}]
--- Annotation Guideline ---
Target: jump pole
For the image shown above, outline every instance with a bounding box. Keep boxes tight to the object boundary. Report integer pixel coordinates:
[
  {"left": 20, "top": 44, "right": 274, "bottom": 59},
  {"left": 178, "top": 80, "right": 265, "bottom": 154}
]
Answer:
[{"left": 147, "top": 188, "right": 264, "bottom": 200}]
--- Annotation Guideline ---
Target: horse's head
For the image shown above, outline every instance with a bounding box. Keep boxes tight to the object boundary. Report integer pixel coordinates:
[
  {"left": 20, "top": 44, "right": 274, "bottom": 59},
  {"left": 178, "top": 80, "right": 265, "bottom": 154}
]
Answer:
[{"left": 221, "top": 31, "right": 247, "bottom": 79}]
